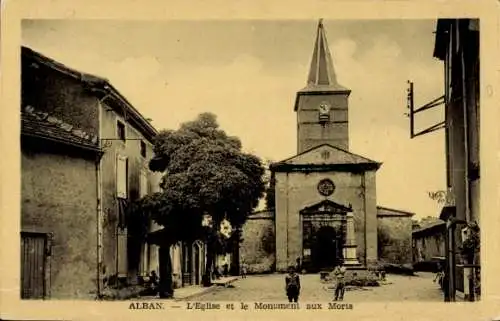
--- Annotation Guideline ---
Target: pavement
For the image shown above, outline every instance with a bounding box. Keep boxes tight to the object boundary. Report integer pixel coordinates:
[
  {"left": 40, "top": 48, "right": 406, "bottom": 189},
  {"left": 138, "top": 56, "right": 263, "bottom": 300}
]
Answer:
[
  {"left": 181, "top": 272, "right": 444, "bottom": 302},
  {"left": 139, "top": 276, "right": 240, "bottom": 301}
]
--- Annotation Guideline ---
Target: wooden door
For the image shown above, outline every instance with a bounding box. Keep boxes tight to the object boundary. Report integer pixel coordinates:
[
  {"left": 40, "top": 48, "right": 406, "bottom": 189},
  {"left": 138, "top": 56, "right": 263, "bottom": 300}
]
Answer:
[{"left": 21, "top": 232, "right": 49, "bottom": 299}]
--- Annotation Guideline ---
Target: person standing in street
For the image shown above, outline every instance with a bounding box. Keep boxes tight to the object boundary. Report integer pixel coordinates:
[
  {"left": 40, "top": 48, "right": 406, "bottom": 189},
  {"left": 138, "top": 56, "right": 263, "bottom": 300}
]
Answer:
[
  {"left": 333, "top": 263, "right": 346, "bottom": 301},
  {"left": 240, "top": 262, "right": 247, "bottom": 278},
  {"left": 285, "top": 266, "right": 301, "bottom": 303},
  {"left": 222, "top": 256, "right": 229, "bottom": 277}
]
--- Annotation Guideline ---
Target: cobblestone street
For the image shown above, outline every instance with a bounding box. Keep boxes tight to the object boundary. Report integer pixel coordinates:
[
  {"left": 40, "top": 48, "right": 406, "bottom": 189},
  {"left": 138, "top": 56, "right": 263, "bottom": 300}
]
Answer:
[{"left": 184, "top": 272, "right": 443, "bottom": 302}]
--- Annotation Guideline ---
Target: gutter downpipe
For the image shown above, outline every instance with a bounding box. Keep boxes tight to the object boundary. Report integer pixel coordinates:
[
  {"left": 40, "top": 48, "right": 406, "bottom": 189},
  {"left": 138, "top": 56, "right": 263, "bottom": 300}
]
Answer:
[
  {"left": 96, "top": 94, "right": 110, "bottom": 299},
  {"left": 460, "top": 21, "right": 473, "bottom": 301},
  {"left": 96, "top": 149, "right": 104, "bottom": 299},
  {"left": 443, "top": 22, "right": 452, "bottom": 303},
  {"left": 362, "top": 173, "right": 367, "bottom": 266}
]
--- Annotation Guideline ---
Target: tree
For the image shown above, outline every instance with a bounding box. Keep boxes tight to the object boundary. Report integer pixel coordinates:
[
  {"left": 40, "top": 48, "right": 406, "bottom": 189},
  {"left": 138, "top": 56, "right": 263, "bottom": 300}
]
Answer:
[
  {"left": 377, "top": 226, "right": 392, "bottom": 261},
  {"left": 264, "top": 169, "right": 275, "bottom": 210},
  {"left": 130, "top": 112, "right": 266, "bottom": 289}
]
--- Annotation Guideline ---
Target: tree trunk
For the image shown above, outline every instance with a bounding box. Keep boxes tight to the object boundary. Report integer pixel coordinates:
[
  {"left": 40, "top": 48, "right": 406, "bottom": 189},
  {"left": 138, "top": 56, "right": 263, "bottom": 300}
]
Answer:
[
  {"left": 230, "top": 229, "right": 241, "bottom": 276},
  {"left": 158, "top": 246, "right": 174, "bottom": 298},
  {"left": 202, "top": 243, "right": 213, "bottom": 287}
]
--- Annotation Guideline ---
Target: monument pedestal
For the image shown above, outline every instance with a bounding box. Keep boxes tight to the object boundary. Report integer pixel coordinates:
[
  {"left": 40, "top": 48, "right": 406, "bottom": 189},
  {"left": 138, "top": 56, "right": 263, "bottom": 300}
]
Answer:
[
  {"left": 343, "top": 245, "right": 362, "bottom": 267},
  {"left": 342, "top": 213, "right": 362, "bottom": 267}
]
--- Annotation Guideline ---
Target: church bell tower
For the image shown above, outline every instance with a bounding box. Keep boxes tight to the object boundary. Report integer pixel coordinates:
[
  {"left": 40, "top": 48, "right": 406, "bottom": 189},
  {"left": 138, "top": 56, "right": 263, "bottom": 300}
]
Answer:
[{"left": 294, "top": 19, "right": 351, "bottom": 154}]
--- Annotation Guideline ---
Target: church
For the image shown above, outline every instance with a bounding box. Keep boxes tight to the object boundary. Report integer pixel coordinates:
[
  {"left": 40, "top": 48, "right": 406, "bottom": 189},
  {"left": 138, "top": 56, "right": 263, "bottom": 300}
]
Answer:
[{"left": 240, "top": 20, "right": 415, "bottom": 274}]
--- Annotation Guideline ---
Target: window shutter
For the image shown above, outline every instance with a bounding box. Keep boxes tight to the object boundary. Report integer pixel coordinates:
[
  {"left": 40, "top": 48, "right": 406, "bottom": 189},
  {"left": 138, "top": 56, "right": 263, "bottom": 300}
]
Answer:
[
  {"left": 116, "top": 156, "right": 128, "bottom": 199},
  {"left": 139, "top": 170, "right": 148, "bottom": 198}
]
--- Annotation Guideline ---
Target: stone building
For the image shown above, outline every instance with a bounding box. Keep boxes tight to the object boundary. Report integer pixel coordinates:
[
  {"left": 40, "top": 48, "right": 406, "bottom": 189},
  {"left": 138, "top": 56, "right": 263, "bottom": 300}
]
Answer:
[
  {"left": 433, "top": 18, "right": 479, "bottom": 301},
  {"left": 405, "top": 18, "right": 479, "bottom": 301},
  {"left": 377, "top": 206, "right": 414, "bottom": 265},
  {"left": 270, "top": 19, "right": 383, "bottom": 272},
  {"left": 21, "top": 106, "right": 101, "bottom": 299},
  {"left": 412, "top": 220, "right": 446, "bottom": 264},
  {"left": 241, "top": 20, "right": 414, "bottom": 273},
  {"left": 20, "top": 46, "right": 176, "bottom": 298}
]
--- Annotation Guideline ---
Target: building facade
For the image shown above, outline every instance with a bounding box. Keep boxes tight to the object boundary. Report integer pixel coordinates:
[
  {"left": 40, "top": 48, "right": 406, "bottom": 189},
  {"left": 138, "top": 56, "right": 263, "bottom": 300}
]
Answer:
[
  {"left": 20, "top": 46, "right": 172, "bottom": 298},
  {"left": 270, "top": 20, "right": 381, "bottom": 272},
  {"left": 239, "top": 20, "right": 420, "bottom": 274},
  {"left": 433, "top": 19, "right": 480, "bottom": 301},
  {"left": 412, "top": 221, "right": 446, "bottom": 265},
  {"left": 21, "top": 107, "right": 101, "bottom": 299}
]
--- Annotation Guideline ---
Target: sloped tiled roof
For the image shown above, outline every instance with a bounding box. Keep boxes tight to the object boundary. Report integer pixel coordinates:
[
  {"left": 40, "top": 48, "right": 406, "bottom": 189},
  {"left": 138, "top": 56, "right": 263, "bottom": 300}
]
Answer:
[
  {"left": 21, "top": 105, "right": 100, "bottom": 151},
  {"left": 412, "top": 220, "right": 446, "bottom": 236},
  {"left": 22, "top": 46, "right": 158, "bottom": 141},
  {"left": 377, "top": 206, "right": 415, "bottom": 217}
]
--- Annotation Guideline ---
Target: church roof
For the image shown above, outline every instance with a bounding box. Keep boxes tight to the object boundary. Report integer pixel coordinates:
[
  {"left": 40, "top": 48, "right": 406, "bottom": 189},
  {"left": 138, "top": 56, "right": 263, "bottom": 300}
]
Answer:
[
  {"left": 270, "top": 144, "right": 381, "bottom": 172},
  {"left": 294, "top": 19, "right": 350, "bottom": 111}
]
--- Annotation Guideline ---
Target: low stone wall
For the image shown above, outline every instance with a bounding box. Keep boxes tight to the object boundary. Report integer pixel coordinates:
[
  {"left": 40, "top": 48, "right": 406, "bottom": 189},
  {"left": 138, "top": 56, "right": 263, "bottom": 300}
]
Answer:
[
  {"left": 377, "top": 216, "right": 413, "bottom": 265},
  {"left": 240, "top": 211, "right": 275, "bottom": 274},
  {"left": 321, "top": 268, "right": 381, "bottom": 287}
]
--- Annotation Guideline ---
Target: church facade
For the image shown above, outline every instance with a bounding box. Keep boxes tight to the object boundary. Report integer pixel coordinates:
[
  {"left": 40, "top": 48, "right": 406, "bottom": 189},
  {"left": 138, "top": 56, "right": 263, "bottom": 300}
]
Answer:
[
  {"left": 272, "top": 19, "right": 381, "bottom": 272},
  {"left": 240, "top": 20, "right": 414, "bottom": 274}
]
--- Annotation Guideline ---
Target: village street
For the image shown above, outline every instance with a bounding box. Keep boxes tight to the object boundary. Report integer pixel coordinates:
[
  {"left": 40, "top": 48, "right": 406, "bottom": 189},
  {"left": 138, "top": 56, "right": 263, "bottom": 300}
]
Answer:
[{"left": 183, "top": 272, "right": 443, "bottom": 302}]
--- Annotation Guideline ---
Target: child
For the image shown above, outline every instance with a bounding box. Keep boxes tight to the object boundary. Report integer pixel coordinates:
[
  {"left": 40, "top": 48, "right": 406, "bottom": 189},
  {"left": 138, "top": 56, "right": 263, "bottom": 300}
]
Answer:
[
  {"left": 333, "top": 263, "right": 346, "bottom": 301},
  {"left": 285, "top": 265, "right": 301, "bottom": 303},
  {"left": 149, "top": 271, "right": 159, "bottom": 295},
  {"left": 240, "top": 263, "right": 247, "bottom": 279}
]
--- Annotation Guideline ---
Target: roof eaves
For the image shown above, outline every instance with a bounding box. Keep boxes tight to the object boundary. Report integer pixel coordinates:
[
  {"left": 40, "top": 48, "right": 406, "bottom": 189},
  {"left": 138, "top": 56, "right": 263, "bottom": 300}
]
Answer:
[
  {"left": 433, "top": 19, "right": 451, "bottom": 61},
  {"left": 270, "top": 162, "right": 381, "bottom": 173},
  {"left": 272, "top": 143, "right": 380, "bottom": 166},
  {"left": 412, "top": 221, "right": 446, "bottom": 235},
  {"left": 377, "top": 206, "right": 415, "bottom": 217},
  {"left": 91, "top": 82, "right": 159, "bottom": 140},
  {"left": 21, "top": 130, "right": 102, "bottom": 154},
  {"left": 294, "top": 88, "right": 351, "bottom": 111},
  {"left": 23, "top": 46, "right": 108, "bottom": 84}
]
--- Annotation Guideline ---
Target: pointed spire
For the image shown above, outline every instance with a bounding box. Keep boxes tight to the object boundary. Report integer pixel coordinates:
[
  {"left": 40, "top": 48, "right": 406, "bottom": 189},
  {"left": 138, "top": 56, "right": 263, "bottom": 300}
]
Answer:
[{"left": 303, "top": 19, "right": 348, "bottom": 92}]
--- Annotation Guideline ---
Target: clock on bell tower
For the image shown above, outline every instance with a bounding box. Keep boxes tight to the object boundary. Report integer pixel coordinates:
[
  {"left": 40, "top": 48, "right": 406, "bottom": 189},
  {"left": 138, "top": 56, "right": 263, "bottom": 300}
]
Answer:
[{"left": 294, "top": 19, "right": 351, "bottom": 154}]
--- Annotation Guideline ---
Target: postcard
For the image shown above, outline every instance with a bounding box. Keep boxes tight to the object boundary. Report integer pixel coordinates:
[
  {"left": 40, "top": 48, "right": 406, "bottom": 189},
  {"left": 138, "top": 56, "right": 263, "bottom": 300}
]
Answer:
[{"left": 1, "top": 0, "right": 500, "bottom": 320}]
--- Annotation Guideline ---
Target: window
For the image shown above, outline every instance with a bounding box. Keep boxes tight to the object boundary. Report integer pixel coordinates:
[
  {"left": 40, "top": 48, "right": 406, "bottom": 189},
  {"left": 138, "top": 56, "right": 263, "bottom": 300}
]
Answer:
[
  {"left": 117, "top": 120, "right": 126, "bottom": 141},
  {"left": 140, "top": 141, "right": 147, "bottom": 158},
  {"left": 117, "top": 155, "right": 128, "bottom": 199}
]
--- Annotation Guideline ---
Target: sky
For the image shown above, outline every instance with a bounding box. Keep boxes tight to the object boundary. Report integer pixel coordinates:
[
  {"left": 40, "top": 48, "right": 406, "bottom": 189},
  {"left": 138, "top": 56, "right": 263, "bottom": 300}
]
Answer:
[{"left": 21, "top": 19, "right": 447, "bottom": 219}]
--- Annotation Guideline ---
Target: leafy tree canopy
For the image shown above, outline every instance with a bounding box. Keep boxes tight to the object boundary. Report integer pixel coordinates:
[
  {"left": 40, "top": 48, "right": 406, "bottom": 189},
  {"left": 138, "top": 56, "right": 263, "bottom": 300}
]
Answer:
[{"left": 134, "top": 113, "right": 266, "bottom": 243}]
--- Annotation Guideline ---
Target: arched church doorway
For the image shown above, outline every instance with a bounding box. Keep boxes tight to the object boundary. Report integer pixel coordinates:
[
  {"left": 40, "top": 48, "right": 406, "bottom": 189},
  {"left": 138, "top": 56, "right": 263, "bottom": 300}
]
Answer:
[{"left": 311, "top": 226, "right": 340, "bottom": 270}]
